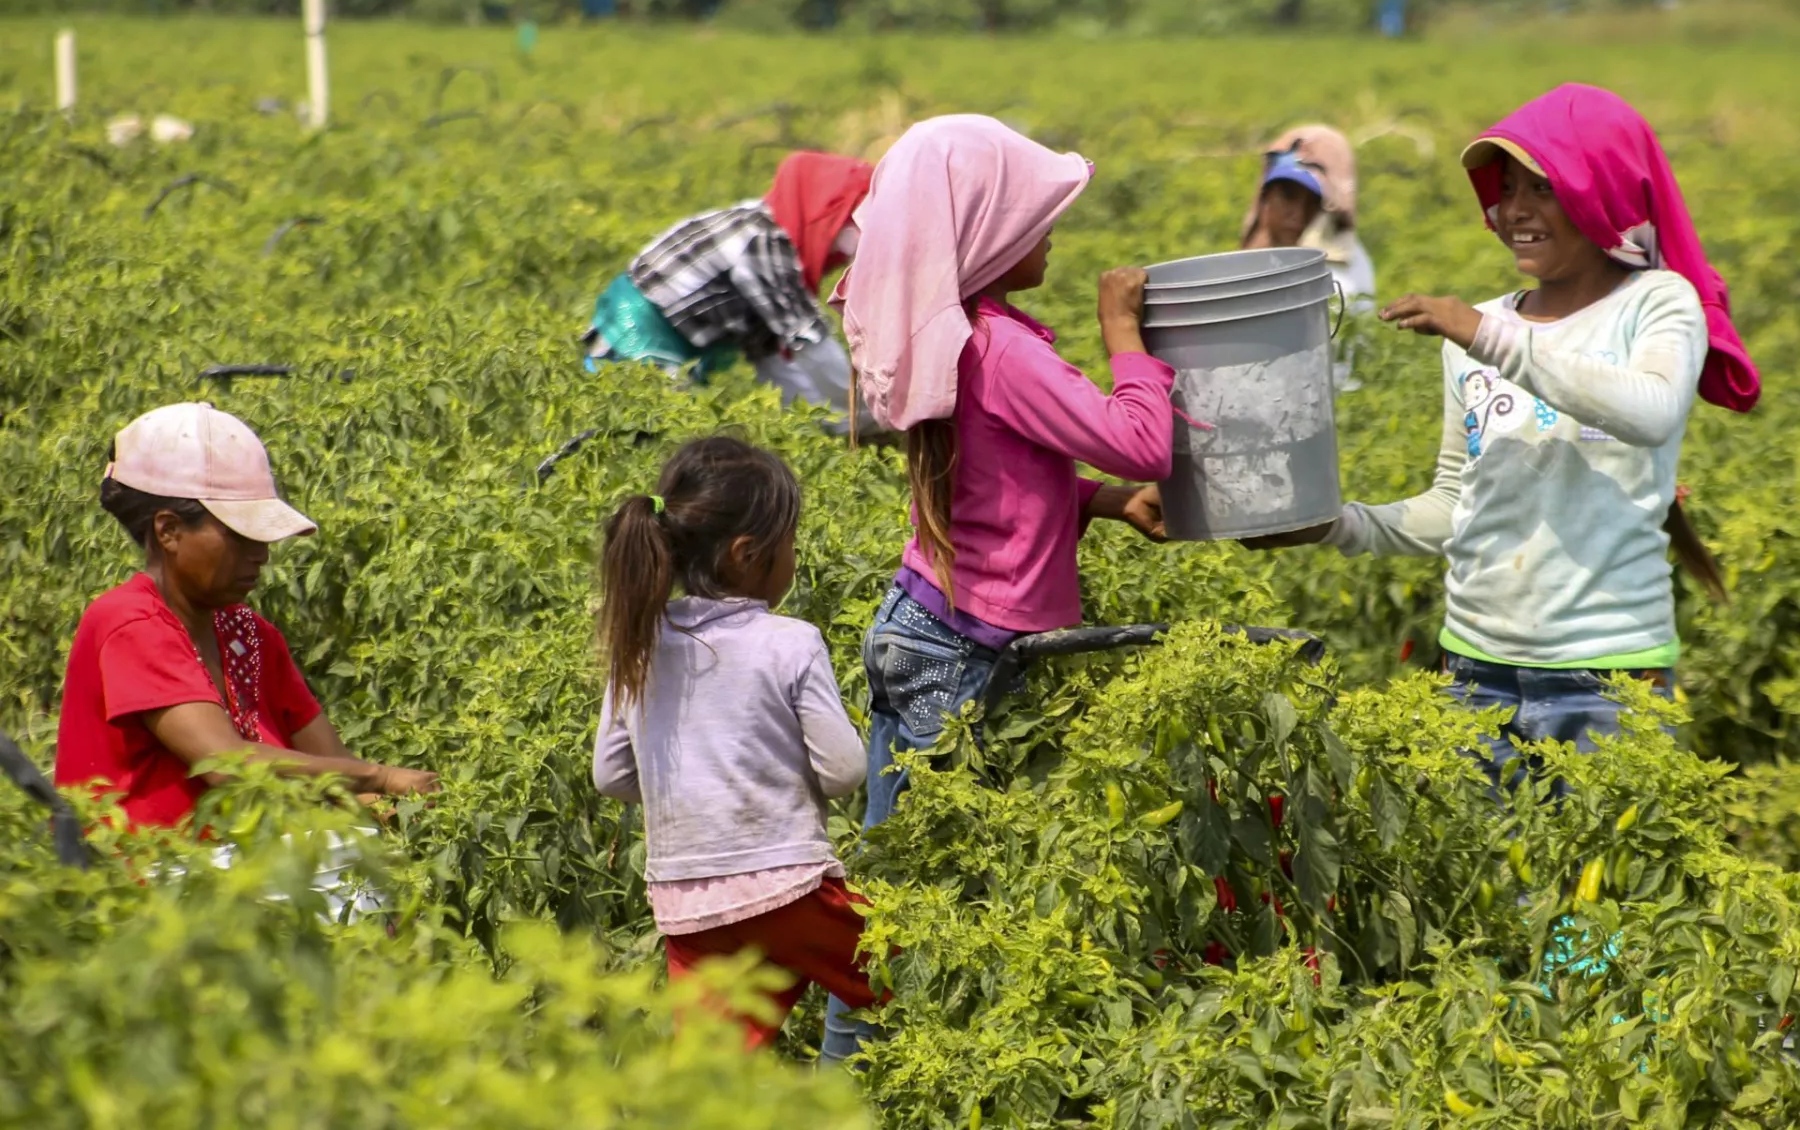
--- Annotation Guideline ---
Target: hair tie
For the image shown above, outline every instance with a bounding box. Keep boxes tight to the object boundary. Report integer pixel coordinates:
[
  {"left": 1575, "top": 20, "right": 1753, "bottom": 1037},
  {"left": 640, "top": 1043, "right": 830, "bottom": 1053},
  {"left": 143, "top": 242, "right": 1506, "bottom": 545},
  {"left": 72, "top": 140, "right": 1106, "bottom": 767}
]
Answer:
[{"left": 649, "top": 494, "right": 666, "bottom": 515}]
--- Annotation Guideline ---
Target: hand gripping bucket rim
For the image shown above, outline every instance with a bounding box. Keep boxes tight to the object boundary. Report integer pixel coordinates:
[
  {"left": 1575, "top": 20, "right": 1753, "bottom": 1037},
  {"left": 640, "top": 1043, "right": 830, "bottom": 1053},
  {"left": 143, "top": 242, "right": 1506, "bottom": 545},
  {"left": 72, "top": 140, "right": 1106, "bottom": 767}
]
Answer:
[{"left": 1143, "top": 247, "right": 1327, "bottom": 291}]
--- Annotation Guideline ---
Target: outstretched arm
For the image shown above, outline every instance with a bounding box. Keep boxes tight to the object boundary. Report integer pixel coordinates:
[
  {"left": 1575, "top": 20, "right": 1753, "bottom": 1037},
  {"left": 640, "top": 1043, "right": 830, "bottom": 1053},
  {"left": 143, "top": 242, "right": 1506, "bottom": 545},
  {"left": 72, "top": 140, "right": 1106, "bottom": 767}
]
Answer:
[
  {"left": 989, "top": 269, "right": 1175, "bottom": 484},
  {"left": 1466, "top": 286, "right": 1704, "bottom": 447},
  {"left": 144, "top": 702, "right": 437, "bottom": 795},
  {"left": 1325, "top": 373, "right": 1465, "bottom": 558}
]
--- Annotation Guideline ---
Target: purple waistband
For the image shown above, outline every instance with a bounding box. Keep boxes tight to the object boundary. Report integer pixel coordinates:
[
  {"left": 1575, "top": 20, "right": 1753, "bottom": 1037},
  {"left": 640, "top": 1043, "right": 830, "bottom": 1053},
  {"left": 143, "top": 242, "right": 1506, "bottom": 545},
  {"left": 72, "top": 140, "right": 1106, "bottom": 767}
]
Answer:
[{"left": 894, "top": 567, "right": 1020, "bottom": 652}]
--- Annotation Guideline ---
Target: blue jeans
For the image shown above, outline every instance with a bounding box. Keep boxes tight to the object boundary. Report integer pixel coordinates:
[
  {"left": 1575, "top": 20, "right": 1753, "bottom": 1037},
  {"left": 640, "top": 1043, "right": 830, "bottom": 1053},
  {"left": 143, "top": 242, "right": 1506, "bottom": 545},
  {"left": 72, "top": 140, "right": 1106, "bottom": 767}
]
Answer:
[
  {"left": 1444, "top": 653, "right": 1674, "bottom": 795},
  {"left": 820, "top": 587, "right": 1002, "bottom": 1065}
]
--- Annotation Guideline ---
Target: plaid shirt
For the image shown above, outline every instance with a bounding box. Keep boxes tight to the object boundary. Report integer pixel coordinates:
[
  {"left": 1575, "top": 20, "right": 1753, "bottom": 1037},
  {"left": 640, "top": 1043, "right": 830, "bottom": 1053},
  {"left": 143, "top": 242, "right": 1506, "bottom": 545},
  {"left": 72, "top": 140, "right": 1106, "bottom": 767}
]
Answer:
[{"left": 628, "top": 202, "right": 829, "bottom": 361}]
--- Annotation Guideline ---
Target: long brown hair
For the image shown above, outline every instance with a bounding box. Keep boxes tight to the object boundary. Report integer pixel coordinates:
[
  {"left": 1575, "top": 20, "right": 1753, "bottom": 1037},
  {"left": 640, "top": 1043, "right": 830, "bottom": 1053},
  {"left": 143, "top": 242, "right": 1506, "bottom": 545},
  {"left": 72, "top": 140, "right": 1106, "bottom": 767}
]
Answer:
[
  {"left": 598, "top": 436, "right": 801, "bottom": 707},
  {"left": 903, "top": 296, "right": 991, "bottom": 610},
  {"left": 908, "top": 418, "right": 960, "bottom": 609},
  {"left": 1666, "top": 498, "right": 1727, "bottom": 604}
]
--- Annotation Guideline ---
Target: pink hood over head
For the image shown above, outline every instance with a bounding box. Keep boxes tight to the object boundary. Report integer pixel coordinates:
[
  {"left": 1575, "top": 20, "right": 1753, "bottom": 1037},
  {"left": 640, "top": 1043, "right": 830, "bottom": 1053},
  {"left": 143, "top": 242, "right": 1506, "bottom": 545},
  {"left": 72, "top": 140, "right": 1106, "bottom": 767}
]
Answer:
[
  {"left": 1465, "top": 83, "right": 1758, "bottom": 412},
  {"left": 832, "top": 114, "right": 1091, "bottom": 431}
]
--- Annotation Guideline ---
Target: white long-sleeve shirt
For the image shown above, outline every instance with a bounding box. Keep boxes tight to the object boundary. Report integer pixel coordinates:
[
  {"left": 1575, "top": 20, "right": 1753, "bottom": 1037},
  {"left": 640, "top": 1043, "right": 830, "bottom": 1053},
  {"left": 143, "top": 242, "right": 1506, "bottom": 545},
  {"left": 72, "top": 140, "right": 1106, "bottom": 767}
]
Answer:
[
  {"left": 593, "top": 597, "right": 864, "bottom": 883},
  {"left": 1325, "top": 269, "right": 1707, "bottom": 666}
]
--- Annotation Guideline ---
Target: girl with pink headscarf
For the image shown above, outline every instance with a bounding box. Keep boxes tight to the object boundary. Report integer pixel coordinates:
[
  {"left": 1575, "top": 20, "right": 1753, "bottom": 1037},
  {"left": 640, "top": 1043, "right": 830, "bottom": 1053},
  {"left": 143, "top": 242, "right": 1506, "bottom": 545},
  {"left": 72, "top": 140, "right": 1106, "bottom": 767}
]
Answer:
[
  {"left": 818, "top": 114, "right": 1173, "bottom": 1061},
  {"left": 1246, "top": 84, "right": 1759, "bottom": 789}
]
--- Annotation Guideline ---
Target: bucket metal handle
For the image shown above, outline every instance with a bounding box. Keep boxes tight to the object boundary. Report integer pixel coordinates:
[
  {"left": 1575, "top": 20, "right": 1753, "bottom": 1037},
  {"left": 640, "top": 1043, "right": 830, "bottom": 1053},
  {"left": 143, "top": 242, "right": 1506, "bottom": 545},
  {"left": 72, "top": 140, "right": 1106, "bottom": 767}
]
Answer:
[{"left": 1329, "top": 278, "right": 1347, "bottom": 340}]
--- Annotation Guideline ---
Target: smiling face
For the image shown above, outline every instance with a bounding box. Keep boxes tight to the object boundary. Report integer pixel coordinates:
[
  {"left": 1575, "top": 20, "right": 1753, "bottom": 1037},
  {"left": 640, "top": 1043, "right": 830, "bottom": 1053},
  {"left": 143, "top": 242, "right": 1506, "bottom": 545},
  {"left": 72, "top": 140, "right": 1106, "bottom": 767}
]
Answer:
[
  {"left": 155, "top": 509, "right": 271, "bottom": 608},
  {"left": 1493, "top": 154, "right": 1611, "bottom": 283}
]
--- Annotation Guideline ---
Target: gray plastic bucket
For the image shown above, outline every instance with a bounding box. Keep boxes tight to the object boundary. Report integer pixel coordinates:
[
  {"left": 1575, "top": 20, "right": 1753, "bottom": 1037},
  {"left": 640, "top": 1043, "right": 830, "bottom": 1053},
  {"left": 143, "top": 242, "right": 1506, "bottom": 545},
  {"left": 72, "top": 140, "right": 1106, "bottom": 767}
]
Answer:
[
  {"left": 1142, "top": 251, "right": 1340, "bottom": 542},
  {"left": 1144, "top": 248, "right": 1327, "bottom": 296},
  {"left": 1144, "top": 262, "right": 1333, "bottom": 309},
  {"left": 1142, "top": 271, "right": 1335, "bottom": 329}
]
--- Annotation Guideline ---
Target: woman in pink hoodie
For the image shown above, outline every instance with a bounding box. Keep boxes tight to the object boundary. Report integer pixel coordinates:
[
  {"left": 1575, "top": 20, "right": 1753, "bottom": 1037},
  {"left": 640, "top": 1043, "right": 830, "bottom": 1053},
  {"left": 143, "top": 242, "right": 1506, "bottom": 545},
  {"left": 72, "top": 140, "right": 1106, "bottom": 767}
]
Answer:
[{"left": 819, "top": 115, "right": 1171, "bottom": 1061}]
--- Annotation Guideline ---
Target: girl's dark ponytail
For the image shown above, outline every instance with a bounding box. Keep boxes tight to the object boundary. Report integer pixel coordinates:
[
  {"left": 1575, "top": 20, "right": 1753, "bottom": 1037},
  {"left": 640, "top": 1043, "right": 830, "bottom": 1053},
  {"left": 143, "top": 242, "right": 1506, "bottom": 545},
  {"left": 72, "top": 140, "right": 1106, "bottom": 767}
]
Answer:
[
  {"left": 1665, "top": 498, "right": 1728, "bottom": 604},
  {"left": 597, "top": 437, "right": 802, "bottom": 708},
  {"left": 599, "top": 495, "right": 675, "bottom": 707}
]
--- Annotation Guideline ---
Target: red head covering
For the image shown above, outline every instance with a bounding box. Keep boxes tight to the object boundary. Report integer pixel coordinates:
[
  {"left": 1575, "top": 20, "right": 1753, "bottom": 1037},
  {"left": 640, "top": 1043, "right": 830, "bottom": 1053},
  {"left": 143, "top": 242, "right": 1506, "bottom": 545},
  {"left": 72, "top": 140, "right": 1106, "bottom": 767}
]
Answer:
[
  {"left": 1462, "top": 84, "right": 1758, "bottom": 412},
  {"left": 764, "top": 151, "right": 875, "bottom": 295}
]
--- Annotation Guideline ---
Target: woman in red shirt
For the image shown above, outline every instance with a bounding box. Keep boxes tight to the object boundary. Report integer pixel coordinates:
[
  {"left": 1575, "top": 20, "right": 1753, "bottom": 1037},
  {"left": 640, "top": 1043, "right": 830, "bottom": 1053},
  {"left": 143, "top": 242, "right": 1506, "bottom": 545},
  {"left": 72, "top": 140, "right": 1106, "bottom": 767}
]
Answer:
[{"left": 55, "top": 402, "right": 437, "bottom": 829}]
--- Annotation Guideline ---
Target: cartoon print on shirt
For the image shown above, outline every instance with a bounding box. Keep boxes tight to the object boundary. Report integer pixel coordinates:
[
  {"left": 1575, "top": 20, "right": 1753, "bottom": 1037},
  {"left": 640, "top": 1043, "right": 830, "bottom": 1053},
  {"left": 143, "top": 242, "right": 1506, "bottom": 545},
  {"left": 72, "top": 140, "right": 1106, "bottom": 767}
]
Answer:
[
  {"left": 1458, "top": 366, "right": 1566, "bottom": 461},
  {"left": 1460, "top": 367, "right": 1520, "bottom": 459}
]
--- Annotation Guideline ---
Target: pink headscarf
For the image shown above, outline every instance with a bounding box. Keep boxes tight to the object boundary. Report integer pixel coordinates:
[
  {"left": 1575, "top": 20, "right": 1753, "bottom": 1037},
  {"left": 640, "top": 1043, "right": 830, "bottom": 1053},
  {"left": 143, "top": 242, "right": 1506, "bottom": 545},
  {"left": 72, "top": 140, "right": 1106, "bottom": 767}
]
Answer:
[
  {"left": 1464, "top": 84, "right": 1759, "bottom": 413},
  {"left": 832, "top": 115, "right": 1091, "bottom": 431}
]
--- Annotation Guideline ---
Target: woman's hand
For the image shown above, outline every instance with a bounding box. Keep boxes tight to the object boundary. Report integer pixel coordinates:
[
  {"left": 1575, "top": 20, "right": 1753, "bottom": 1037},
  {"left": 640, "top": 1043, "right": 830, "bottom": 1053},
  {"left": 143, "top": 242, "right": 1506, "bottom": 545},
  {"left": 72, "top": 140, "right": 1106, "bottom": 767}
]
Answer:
[
  {"left": 1098, "top": 267, "right": 1149, "bottom": 356},
  {"left": 372, "top": 764, "right": 441, "bottom": 797},
  {"left": 1379, "top": 294, "right": 1483, "bottom": 350},
  {"left": 1239, "top": 521, "right": 1338, "bottom": 550},
  {"left": 1122, "top": 484, "right": 1165, "bottom": 541}
]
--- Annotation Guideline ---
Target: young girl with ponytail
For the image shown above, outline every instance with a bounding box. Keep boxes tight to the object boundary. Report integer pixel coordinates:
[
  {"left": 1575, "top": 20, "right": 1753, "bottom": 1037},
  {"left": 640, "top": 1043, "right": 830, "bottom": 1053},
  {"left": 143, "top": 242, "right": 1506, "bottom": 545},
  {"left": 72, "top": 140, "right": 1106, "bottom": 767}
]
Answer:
[{"left": 591, "top": 435, "right": 879, "bottom": 1050}]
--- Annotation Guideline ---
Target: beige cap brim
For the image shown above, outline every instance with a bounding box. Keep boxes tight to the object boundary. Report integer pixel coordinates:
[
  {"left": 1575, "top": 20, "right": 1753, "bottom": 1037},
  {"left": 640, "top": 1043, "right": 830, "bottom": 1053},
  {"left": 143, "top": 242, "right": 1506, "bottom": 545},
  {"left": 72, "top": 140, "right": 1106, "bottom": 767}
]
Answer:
[
  {"left": 201, "top": 497, "right": 318, "bottom": 543},
  {"left": 1460, "top": 137, "right": 1545, "bottom": 176}
]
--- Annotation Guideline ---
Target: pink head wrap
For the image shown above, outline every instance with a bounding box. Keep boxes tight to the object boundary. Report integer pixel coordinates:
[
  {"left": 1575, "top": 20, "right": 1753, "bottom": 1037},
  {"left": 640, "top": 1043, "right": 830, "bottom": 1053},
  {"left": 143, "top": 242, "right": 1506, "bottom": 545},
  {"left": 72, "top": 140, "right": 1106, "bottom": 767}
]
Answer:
[
  {"left": 832, "top": 115, "right": 1091, "bottom": 431},
  {"left": 1463, "top": 84, "right": 1759, "bottom": 412}
]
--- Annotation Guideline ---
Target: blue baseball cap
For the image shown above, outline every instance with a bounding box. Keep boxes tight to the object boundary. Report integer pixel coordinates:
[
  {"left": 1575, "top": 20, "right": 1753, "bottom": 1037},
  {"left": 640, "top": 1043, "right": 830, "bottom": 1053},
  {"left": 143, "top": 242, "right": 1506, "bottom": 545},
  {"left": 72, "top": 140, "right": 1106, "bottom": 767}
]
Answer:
[{"left": 1261, "top": 148, "right": 1324, "bottom": 197}]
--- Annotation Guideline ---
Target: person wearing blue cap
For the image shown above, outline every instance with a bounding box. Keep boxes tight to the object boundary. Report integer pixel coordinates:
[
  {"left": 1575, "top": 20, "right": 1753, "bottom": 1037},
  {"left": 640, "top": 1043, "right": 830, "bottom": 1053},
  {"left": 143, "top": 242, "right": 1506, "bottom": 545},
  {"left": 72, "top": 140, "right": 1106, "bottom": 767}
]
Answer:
[
  {"left": 1242, "top": 125, "right": 1376, "bottom": 303},
  {"left": 1241, "top": 126, "right": 1377, "bottom": 388}
]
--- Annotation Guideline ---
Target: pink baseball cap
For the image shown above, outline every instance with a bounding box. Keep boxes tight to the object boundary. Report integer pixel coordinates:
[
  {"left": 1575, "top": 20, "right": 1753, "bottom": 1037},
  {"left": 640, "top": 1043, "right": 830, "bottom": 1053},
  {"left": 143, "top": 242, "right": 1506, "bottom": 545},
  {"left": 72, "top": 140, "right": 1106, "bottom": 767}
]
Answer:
[{"left": 106, "top": 402, "right": 317, "bottom": 543}]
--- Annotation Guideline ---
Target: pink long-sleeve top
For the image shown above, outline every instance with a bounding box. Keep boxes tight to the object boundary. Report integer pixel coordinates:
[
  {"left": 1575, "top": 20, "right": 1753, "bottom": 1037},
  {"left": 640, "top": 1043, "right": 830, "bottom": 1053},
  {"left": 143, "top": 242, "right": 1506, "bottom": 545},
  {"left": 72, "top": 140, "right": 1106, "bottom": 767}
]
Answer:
[{"left": 901, "top": 297, "right": 1175, "bottom": 633}]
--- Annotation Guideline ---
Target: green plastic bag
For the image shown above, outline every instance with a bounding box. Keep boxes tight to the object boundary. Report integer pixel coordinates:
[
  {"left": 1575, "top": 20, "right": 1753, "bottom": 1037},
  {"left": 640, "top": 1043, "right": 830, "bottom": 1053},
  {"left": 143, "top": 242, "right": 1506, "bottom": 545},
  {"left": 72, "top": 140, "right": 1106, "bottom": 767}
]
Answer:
[{"left": 582, "top": 274, "right": 737, "bottom": 385}]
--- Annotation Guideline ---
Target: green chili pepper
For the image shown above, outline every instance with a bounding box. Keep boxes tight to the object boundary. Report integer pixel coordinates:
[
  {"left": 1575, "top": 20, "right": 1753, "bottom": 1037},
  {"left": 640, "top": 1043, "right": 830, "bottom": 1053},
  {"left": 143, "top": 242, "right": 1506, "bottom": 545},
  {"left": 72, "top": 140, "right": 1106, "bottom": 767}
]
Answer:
[
  {"left": 1141, "top": 801, "right": 1184, "bottom": 828},
  {"left": 1105, "top": 783, "right": 1126, "bottom": 827},
  {"left": 1577, "top": 858, "right": 1605, "bottom": 903}
]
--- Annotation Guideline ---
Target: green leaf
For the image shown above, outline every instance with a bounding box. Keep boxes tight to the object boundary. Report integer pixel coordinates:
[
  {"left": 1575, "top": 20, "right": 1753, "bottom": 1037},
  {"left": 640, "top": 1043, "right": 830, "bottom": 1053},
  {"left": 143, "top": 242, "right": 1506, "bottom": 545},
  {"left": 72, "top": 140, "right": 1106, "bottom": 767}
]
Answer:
[
  {"left": 1263, "top": 692, "right": 1297, "bottom": 750},
  {"left": 1370, "top": 774, "right": 1407, "bottom": 850},
  {"left": 1768, "top": 965, "right": 1795, "bottom": 1011},
  {"left": 1732, "top": 1074, "right": 1777, "bottom": 1110},
  {"left": 1294, "top": 820, "right": 1342, "bottom": 912},
  {"left": 1181, "top": 788, "right": 1232, "bottom": 875},
  {"left": 1319, "top": 725, "right": 1354, "bottom": 794},
  {"left": 1231, "top": 812, "right": 1275, "bottom": 868},
  {"left": 1618, "top": 1079, "right": 1642, "bottom": 1122}
]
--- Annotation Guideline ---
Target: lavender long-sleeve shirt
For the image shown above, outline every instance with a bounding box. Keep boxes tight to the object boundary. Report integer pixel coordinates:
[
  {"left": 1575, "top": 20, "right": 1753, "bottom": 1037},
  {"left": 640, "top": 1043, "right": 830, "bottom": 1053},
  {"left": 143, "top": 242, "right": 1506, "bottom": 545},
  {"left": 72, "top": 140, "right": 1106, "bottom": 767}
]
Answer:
[{"left": 593, "top": 596, "right": 864, "bottom": 882}]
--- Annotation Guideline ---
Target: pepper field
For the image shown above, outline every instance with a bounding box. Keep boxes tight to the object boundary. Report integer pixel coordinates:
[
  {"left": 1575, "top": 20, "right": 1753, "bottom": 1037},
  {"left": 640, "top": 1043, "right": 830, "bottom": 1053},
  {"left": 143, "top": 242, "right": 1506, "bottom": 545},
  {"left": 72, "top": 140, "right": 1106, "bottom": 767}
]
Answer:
[{"left": 3, "top": 10, "right": 1800, "bottom": 1127}]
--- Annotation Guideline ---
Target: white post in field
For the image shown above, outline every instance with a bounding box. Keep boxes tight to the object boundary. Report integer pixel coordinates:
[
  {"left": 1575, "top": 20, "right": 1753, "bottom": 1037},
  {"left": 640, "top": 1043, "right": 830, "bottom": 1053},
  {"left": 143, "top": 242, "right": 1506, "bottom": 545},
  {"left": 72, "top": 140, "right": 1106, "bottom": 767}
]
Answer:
[
  {"left": 54, "top": 30, "right": 76, "bottom": 116},
  {"left": 303, "top": 0, "right": 329, "bottom": 130}
]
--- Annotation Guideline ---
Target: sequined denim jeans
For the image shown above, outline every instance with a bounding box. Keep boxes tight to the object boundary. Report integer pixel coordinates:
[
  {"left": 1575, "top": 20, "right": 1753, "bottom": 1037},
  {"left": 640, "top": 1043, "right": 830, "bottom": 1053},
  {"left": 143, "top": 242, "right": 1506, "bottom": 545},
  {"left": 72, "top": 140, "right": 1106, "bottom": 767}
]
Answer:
[
  {"left": 858, "top": 586, "right": 1003, "bottom": 829},
  {"left": 821, "top": 586, "right": 1001, "bottom": 1065}
]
